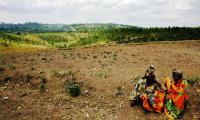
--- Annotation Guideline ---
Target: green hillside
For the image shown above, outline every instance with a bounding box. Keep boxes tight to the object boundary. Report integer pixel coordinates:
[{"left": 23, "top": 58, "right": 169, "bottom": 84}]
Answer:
[
  {"left": 0, "top": 22, "right": 133, "bottom": 32},
  {"left": 1, "top": 23, "right": 200, "bottom": 49}
]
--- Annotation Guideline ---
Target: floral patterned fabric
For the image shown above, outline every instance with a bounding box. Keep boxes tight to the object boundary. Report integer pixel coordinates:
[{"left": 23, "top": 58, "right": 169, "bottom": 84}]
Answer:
[
  {"left": 141, "top": 85, "right": 165, "bottom": 113},
  {"left": 164, "top": 77, "right": 189, "bottom": 119},
  {"left": 130, "top": 78, "right": 165, "bottom": 113}
]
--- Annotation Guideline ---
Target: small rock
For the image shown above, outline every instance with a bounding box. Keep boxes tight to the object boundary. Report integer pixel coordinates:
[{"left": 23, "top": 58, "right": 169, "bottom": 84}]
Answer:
[
  {"left": 85, "top": 113, "right": 89, "bottom": 118},
  {"left": 193, "top": 115, "right": 199, "bottom": 119},
  {"left": 17, "top": 106, "right": 22, "bottom": 110},
  {"left": 84, "top": 90, "right": 89, "bottom": 96},
  {"left": 84, "top": 90, "right": 89, "bottom": 93},
  {"left": 3, "top": 96, "right": 8, "bottom": 100},
  {"left": 0, "top": 86, "right": 7, "bottom": 91},
  {"left": 196, "top": 89, "right": 200, "bottom": 93}
]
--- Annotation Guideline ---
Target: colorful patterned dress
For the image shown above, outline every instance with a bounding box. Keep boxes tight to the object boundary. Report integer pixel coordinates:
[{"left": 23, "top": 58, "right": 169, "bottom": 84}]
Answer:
[
  {"left": 130, "top": 78, "right": 165, "bottom": 113},
  {"left": 141, "top": 82, "right": 165, "bottom": 113},
  {"left": 164, "top": 77, "right": 189, "bottom": 119}
]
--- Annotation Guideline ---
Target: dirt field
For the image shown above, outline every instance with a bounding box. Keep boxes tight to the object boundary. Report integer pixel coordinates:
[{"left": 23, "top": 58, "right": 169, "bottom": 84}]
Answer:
[{"left": 0, "top": 40, "right": 200, "bottom": 120}]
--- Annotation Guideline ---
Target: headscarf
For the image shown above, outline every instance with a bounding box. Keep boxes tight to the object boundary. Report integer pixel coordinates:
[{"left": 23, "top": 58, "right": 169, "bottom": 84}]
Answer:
[
  {"left": 172, "top": 69, "right": 183, "bottom": 82},
  {"left": 144, "top": 65, "right": 156, "bottom": 85}
]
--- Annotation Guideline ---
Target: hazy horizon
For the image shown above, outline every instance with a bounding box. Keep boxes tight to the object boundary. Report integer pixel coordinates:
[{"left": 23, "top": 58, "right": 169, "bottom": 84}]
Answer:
[{"left": 0, "top": 0, "right": 200, "bottom": 27}]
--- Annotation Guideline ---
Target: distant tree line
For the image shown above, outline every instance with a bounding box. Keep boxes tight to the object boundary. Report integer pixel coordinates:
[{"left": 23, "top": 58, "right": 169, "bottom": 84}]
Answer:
[{"left": 94, "top": 27, "right": 200, "bottom": 43}]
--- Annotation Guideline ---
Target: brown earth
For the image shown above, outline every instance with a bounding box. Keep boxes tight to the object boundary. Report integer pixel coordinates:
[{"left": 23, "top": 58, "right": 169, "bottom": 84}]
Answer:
[{"left": 0, "top": 40, "right": 200, "bottom": 120}]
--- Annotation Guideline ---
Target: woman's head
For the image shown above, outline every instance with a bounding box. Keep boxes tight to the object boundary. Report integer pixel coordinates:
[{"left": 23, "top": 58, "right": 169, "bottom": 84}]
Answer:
[
  {"left": 144, "top": 65, "right": 156, "bottom": 79},
  {"left": 144, "top": 65, "right": 156, "bottom": 86},
  {"left": 172, "top": 69, "right": 183, "bottom": 82}
]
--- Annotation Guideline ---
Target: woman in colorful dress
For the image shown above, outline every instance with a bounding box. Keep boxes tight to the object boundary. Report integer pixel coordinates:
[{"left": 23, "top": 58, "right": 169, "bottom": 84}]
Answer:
[
  {"left": 129, "top": 66, "right": 165, "bottom": 113},
  {"left": 164, "top": 69, "right": 189, "bottom": 119}
]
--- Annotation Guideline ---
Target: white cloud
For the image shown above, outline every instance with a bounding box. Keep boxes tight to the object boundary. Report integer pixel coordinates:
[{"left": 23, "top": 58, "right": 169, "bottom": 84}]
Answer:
[{"left": 0, "top": 0, "right": 199, "bottom": 26}]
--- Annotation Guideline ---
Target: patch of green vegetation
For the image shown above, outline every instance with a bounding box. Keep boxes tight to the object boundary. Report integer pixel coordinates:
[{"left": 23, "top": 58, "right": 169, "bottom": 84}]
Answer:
[
  {"left": 4, "top": 63, "right": 16, "bottom": 69},
  {"left": 39, "top": 71, "right": 47, "bottom": 84},
  {"left": 68, "top": 83, "right": 80, "bottom": 97},
  {"left": 64, "top": 72, "right": 80, "bottom": 97},
  {"left": 0, "top": 40, "right": 10, "bottom": 47},
  {"left": 187, "top": 76, "right": 200, "bottom": 88},
  {"left": 39, "top": 71, "right": 47, "bottom": 93},
  {"left": 96, "top": 71, "right": 110, "bottom": 78},
  {"left": 39, "top": 83, "right": 46, "bottom": 93}
]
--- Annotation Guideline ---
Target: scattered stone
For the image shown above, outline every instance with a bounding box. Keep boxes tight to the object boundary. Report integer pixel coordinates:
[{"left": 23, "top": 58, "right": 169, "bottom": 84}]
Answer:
[
  {"left": 85, "top": 113, "right": 89, "bottom": 118},
  {"left": 84, "top": 90, "right": 89, "bottom": 93},
  {"left": 17, "top": 106, "right": 22, "bottom": 110},
  {"left": 84, "top": 90, "right": 89, "bottom": 96},
  {"left": 0, "top": 86, "right": 7, "bottom": 91},
  {"left": 192, "top": 114, "right": 199, "bottom": 119},
  {"left": 3, "top": 96, "right": 8, "bottom": 100},
  {"left": 196, "top": 89, "right": 200, "bottom": 93}
]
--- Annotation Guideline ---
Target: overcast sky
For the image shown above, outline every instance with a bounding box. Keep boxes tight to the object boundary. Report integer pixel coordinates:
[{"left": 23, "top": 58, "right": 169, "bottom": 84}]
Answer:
[{"left": 0, "top": 0, "right": 199, "bottom": 27}]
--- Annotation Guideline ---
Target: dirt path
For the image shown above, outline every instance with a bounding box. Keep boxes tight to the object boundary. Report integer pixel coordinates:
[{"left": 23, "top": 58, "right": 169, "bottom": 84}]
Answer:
[{"left": 0, "top": 40, "right": 200, "bottom": 120}]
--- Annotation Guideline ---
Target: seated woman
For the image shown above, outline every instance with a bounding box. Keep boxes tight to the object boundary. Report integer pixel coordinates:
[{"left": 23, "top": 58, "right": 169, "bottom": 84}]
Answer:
[
  {"left": 164, "top": 69, "right": 189, "bottom": 119},
  {"left": 129, "top": 66, "right": 165, "bottom": 113}
]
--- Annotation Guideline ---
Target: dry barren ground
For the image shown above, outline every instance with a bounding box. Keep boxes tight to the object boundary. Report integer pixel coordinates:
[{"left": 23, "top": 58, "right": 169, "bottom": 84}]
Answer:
[{"left": 0, "top": 40, "right": 200, "bottom": 120}]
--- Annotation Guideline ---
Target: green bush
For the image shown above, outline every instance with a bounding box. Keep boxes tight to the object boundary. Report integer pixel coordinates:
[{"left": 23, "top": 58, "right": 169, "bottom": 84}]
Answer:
[
  {"left": 39, "top": 83, "right": 46, "bottom": 93},
  {"left": 65, "top": 74, "right": 81, "bottom": 97},
  {"left": 38, "top": 72, "right": 47, "bottom": 93},
  {"left": 68, "top": 84, "right": 80, "bottom": 97}
]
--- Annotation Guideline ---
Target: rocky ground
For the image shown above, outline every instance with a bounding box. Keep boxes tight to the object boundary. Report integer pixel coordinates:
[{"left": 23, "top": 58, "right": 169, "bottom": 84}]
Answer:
[{"left": 0, "top": 40, "right": 200, "bottom": 120}]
